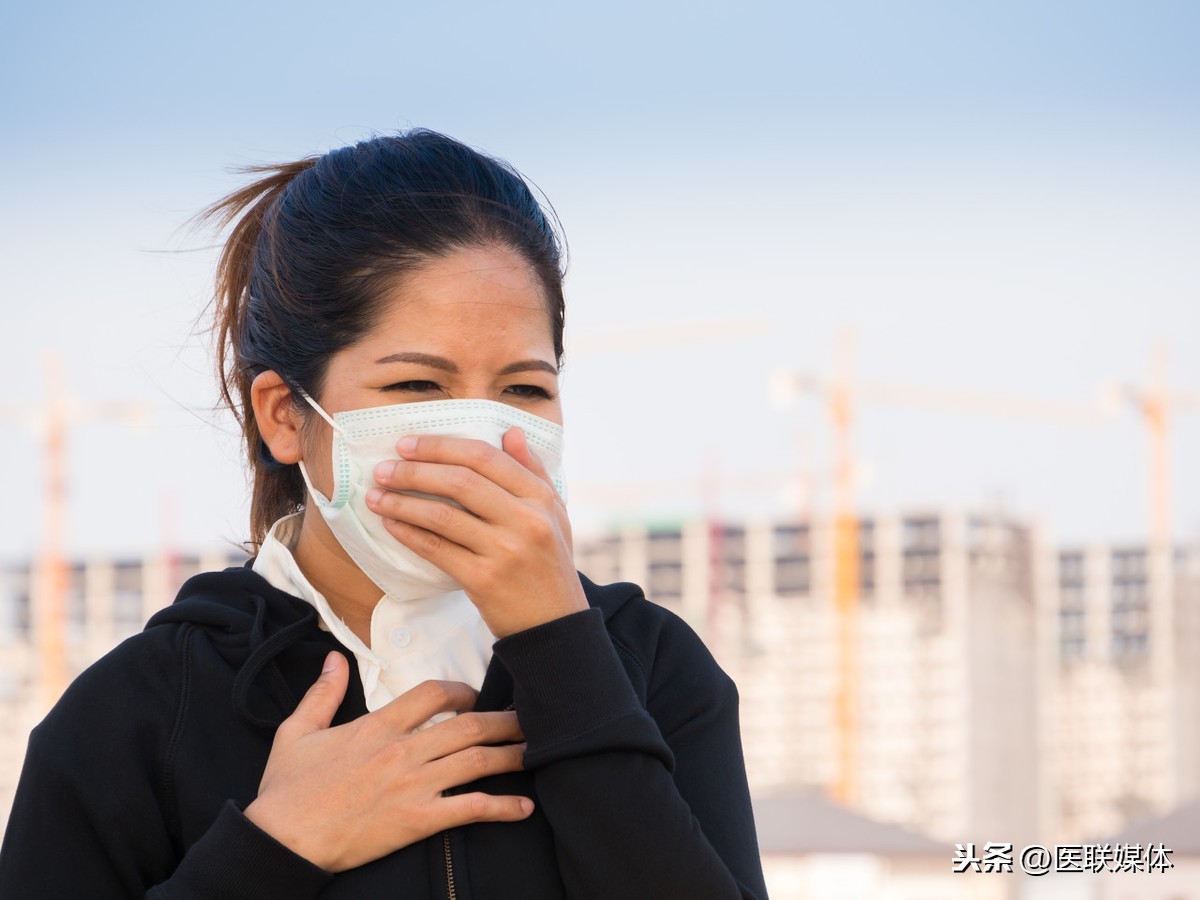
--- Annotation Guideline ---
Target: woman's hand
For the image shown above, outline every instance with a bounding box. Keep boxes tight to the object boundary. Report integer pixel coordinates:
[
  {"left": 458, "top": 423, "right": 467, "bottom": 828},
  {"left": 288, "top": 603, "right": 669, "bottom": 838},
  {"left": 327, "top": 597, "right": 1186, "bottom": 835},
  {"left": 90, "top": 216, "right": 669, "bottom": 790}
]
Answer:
[
  {"left": 244, "top": 652, "right": 532, "bottom": 873},
  {"left": 365, "top": 427, "right": 589, "bottom": 638}
]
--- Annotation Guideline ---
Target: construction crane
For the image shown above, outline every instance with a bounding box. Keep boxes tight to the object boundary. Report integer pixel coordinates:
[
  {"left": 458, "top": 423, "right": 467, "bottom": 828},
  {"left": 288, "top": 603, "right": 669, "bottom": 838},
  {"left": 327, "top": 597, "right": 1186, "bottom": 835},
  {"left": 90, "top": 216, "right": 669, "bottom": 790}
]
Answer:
[
  {"left": 771, "top": 332, "right": 1151, "bottom": 808},
  {"left": 1118, "top": 345, "right": 1200, "bottom": 551},
  {"left": 0, "top": 354, "right": 150, "bottom": 710}
]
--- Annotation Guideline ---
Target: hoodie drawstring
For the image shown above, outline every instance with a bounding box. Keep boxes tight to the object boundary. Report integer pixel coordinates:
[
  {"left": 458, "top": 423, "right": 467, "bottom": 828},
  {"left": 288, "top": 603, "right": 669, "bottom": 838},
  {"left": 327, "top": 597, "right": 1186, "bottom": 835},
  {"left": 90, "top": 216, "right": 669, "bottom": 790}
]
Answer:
[{"left": 232, "top": 594, "right": 320, "bottom": 729}]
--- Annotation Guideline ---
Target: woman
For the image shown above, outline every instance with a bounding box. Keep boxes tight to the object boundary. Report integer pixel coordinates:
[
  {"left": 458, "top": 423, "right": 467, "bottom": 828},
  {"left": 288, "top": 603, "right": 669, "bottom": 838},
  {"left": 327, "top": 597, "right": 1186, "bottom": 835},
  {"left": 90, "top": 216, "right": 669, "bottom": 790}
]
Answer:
[{"left": 0, "top": 130, "right": 767, "bottom": 898}]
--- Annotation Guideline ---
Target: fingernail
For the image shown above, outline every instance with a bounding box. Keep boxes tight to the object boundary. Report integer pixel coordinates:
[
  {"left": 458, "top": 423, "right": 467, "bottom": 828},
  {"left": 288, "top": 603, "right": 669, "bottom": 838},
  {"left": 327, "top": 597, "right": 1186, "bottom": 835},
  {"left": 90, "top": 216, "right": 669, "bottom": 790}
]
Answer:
[
  {"left": 322, "top": 652, "right": 339, "bottom": 673},
  {"left": 366, "top": 487, "right": 383, "bottom": 506},
  {"left": 397, "top": 436, "right": 418, "bottom": 455},
  {"left": 520, "top": 798, "right": 534, "bottom": 814},
  {"left": 374, "top": 460, "right": 396, "bottom": 482}
]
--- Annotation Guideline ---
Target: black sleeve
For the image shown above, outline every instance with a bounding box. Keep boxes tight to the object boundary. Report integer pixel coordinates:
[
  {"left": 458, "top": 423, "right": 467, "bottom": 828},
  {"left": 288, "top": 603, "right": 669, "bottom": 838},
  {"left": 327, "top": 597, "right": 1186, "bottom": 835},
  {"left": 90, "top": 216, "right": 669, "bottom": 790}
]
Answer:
[
  {"left": 492, "top": 606, "right": 768, "bottom": 900},
  {"left": 0, "top": 631, "right": 333, "bottom": 899}
]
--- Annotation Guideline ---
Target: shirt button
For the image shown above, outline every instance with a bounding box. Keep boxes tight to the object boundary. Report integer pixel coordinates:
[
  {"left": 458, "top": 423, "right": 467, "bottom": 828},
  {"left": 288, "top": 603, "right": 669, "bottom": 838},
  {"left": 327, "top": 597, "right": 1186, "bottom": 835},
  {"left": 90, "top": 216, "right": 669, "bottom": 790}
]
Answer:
[{"left": 389, "top": 626, "right": 412, "bottom": 649}]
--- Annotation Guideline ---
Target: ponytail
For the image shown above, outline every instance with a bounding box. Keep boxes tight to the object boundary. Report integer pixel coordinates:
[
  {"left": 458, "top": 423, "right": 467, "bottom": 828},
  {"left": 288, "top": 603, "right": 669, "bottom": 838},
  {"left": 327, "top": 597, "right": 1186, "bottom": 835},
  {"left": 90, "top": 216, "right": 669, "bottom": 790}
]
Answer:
[{"left": 198, "top": 158, "right": 319, "bottom": 547}]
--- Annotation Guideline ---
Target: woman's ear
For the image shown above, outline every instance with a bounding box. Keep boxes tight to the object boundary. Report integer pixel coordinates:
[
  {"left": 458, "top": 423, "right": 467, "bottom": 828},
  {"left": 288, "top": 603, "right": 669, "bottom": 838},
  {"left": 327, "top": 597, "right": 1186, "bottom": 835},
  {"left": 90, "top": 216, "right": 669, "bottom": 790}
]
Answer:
[{"left": 251, "top": 370, "right": 305, "bottom": 465}]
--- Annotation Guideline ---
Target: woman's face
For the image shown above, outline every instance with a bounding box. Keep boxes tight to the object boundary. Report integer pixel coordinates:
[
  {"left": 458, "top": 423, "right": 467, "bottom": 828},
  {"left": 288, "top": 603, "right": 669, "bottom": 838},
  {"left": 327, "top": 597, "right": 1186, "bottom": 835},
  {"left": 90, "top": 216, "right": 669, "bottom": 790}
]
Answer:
[{"left": 300, "top": 243, "right": 562, "bottom": 498}]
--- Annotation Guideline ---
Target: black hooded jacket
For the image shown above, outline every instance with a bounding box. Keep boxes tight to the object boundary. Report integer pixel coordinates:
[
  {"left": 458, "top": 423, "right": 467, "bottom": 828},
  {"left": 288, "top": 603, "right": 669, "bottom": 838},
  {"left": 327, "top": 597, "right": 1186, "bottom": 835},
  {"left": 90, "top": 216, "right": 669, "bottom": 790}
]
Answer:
[{"left": 0, "top": 566, "right": 767, "bottom": 899}]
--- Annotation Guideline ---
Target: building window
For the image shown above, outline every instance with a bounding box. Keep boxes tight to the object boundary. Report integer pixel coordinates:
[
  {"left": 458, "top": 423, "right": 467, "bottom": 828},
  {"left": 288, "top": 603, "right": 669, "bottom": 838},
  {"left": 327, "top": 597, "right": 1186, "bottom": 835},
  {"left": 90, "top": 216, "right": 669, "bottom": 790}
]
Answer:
[
  {"left": 646, "top": 529, "right": 684, "bottom": 602},
  {"left": 773, "top": 523, "right": 810, "bottom": 597},
  {"left": 902, "top": 516, "right": 940, "bottom": 551},
  {"left": 1060, "top": 607, "right": 1086, "bottom": 662},
  {"left": 714, "top": 525, "right": 746, "bottom": 598},
  {"left": 1111, "top": 549, "right": 1149, "bottom": 661},
  {"left": 859, "top": 520, "right": 876, "bottom": 598},
  {"left": 1059, "top": 552, "right": 1085, "bottom": 585},
  {"left": 113, "top": 561, "right": 145, "bottom": 627},
  {"left": 903, "top": 549, "right": 940, "bottom": 591}
]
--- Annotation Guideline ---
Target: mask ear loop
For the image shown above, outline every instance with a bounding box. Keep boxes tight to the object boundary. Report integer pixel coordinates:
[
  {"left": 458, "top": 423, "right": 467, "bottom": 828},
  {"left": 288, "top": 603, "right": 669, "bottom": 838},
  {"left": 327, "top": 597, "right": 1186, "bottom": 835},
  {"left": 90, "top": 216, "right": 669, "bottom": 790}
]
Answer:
[
  {"left": 296, "top": 388, "right": 344, "bottom": 435},
  {"left": 295, "top": 388, "right": 344, "bottom": 507}
]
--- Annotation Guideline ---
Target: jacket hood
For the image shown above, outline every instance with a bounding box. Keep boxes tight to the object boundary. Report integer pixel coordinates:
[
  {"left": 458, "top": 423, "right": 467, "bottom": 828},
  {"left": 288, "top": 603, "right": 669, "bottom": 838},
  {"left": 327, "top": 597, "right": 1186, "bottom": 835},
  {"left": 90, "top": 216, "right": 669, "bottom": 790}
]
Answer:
[
  {"left": 147, "top": 564, "right": 315, "bottom": 635},
  {"left": 146, "top": 565, "right": 324, "bottom": 729},
  {"left": 145, "top": 564, "right": 646, "bottom": 729}
]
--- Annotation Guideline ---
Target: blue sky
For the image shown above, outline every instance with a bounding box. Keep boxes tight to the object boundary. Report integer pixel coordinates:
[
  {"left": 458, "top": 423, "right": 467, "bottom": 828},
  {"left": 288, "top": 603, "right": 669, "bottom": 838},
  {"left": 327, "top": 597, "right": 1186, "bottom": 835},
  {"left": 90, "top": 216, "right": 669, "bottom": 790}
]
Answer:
[{"left": 2, "top": 1, "right": 1198, "bottom": 557}]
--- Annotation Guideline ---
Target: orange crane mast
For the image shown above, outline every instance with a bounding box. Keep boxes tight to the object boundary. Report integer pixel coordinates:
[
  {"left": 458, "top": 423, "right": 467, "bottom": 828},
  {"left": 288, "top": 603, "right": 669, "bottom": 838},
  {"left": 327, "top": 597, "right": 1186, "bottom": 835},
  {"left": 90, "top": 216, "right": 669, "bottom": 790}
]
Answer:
[{"left": 1, "top": 354, "right": 150, "bottom": 711}]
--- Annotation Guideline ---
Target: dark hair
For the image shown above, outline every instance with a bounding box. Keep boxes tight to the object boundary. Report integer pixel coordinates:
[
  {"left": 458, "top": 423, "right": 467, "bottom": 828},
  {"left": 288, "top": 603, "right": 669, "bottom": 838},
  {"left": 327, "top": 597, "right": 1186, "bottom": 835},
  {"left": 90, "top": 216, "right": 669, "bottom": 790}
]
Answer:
[{"left": 199, "top": 130, "right": 567, "bottom": 545}]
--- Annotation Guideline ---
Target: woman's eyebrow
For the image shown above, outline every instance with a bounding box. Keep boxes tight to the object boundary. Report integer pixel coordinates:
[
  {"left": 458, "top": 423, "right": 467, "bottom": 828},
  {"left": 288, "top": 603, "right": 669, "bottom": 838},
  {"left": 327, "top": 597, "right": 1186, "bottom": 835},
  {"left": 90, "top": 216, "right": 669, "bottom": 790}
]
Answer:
[
  {"left": 374, "top": 353, "right": 556, "bottom": 377},
  {"left": 374, "top": 352, "right": 459, "bottom": 372},
  {"left": 497, "top": 359, "right": 558, "bottom": 377}
]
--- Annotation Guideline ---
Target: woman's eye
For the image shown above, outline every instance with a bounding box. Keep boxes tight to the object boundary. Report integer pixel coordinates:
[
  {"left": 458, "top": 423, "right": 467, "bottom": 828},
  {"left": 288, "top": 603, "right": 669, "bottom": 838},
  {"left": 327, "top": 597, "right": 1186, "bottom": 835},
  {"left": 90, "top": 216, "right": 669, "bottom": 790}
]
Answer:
[
  {"left": 382, "top": 380, "right": 440, "bottom": 393},
  {"left": 505, "top": 384, "right": 553, "bottom": 400}
]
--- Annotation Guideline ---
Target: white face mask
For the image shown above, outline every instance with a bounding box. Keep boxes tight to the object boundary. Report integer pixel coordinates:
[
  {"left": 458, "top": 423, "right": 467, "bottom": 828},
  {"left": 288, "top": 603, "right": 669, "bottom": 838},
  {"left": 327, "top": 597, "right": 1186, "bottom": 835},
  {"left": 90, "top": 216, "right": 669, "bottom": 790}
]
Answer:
[{"left": 297, "top": 393, "right": 566, "bottom": 602}]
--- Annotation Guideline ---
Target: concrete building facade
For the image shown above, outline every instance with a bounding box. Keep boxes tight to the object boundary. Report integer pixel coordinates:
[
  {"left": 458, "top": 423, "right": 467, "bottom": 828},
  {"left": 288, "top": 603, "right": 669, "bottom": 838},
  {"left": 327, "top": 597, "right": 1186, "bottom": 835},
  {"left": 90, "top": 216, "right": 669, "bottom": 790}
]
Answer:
[
  {"left": 1051, "top": 542, "right": 1200, "bottom": 843},
  {"left": 576, "top": 512, "right": 1046, "bottom": 845}
]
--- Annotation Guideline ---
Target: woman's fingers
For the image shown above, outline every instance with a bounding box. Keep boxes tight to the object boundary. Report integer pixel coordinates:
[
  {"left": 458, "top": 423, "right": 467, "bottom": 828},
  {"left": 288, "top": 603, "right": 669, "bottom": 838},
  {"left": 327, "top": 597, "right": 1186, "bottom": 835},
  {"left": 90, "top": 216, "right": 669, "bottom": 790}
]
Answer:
[
  {"left": 425, "top": 741, "right": 527, "bottom": 794},
  {"left": 366, "top": 488, "right": 490, "bottom": 553},
  {"left": 416, "top": 709, "right": 525, "bottom": 761},
  {"left": 368, "top": 432, "right": 584, "bottom": 639},
  {"left": 500, "top": 427, "right": 554, "bottom": 488},
  {"left": 501, "top": 427, "right": 567, "bottom": 512},
  {"left": 375, "top": 516, "right": 477, "bottom": 573},
  {"left": 383, "top": 433, "right": 558, "bottom": 504},
  {"left": 275, "top": 651, "right": 350, "bottom": 742},
  {"left": 376, "top": 680, "right": 481, "bottom": 733},
  {"left": 365, "top": 433, "right": 564, "bottom": 567},
  {"left": 437, "top": 791, "right": 535, "bottom": 828}
]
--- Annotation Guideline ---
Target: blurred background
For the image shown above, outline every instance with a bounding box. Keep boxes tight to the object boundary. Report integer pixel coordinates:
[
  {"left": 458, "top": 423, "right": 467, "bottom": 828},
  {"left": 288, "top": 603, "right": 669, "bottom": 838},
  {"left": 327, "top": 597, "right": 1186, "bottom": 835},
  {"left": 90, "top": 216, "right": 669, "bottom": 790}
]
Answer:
[{"left": 1, "top": 1, "right": 1198, "bottom": 897}]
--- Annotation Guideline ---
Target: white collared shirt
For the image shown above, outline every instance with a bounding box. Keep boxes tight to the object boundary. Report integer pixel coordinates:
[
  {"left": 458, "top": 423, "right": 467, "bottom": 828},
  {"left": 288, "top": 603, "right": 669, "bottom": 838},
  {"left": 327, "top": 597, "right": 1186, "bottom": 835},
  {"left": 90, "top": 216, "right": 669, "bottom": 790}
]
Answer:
[{"left": 252, "top": 513, "right": 495, "bottom": 713}]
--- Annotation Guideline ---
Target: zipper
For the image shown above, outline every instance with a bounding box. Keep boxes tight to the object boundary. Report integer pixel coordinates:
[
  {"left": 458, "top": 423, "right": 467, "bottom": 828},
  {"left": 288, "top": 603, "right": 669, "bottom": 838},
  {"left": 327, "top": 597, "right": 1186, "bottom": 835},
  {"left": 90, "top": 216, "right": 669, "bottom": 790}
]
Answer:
[
  {"left": 442, "top": 830, "right": 457, "bottom": 900},
  {"left": 441, "top": 701, "right": 513, "bottom": 898}
]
